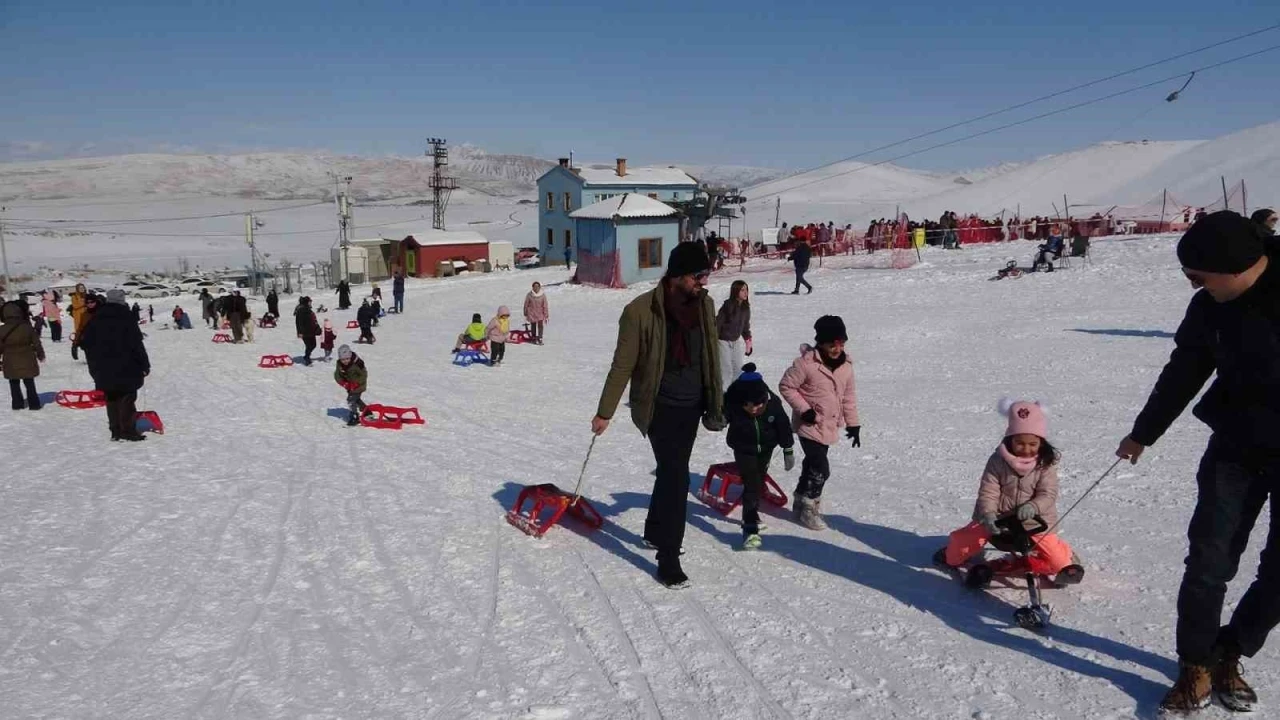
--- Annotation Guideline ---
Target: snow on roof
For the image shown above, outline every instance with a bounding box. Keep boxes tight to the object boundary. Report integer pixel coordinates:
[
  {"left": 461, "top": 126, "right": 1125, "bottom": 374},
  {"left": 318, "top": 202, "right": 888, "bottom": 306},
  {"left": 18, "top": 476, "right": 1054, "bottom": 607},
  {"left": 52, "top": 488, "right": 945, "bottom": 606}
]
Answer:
[
  {"left": 575, "top": 165, "right": 697, "bottom": 187},
  {"left": 378, "top": 228, "right": 489, "bottom": 246},
  {"left": 571, "top": 193, "right": 679, "bottom": 220}
]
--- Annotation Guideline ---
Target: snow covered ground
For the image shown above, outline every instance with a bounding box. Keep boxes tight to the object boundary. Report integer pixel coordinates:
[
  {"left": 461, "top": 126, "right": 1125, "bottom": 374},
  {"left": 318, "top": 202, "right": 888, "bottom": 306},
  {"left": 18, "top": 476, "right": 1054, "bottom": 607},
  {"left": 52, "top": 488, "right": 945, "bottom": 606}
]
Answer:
[{"left": 1, "top": 236, "right": 1273, "bottom": 719}]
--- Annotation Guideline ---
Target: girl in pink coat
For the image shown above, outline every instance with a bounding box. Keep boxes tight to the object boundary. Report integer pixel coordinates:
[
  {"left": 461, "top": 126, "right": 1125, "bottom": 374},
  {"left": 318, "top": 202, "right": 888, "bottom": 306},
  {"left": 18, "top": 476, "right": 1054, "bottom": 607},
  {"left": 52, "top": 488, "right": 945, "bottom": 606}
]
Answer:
[
  {"left": 522, "top": 282, "right": 549, "bottom": 344},
  {"left": 778, "top": 315, "right": 860, "bottom": 530},
  {"left": 938, "top": 400, "right": 1081, "bottom": 582}
]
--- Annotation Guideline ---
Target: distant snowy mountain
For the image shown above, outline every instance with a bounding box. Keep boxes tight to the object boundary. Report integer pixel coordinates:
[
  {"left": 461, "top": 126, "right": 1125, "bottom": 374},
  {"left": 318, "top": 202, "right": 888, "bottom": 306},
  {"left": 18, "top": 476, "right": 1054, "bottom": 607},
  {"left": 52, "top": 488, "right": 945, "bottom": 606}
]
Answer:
[{"left": 0, "top": 148, "right": 787, "bottom": 203}]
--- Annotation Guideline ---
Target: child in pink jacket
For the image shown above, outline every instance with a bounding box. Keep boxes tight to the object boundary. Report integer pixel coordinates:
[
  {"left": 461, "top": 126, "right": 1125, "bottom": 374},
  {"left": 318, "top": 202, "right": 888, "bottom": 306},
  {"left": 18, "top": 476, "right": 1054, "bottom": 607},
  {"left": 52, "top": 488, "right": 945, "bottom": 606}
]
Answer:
[
  {"left": 939, "top": 400, "right": 1081, "bottom": 582},
  {"left": 486, "top": 305, "right": 511, "bottom": 366},
  {"left": 321, "top": 319, "right": 337, "bottom": 361},
  {"left": 778, "top": 315, "right": 860, "bottom": 531}
]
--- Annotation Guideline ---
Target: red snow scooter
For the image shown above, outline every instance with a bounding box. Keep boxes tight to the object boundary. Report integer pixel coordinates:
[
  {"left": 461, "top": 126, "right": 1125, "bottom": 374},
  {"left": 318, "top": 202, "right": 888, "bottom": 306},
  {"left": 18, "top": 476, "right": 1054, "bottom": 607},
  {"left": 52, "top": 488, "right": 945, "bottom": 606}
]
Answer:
[{"left": 935, "top": 514, "right": 1081, "bottom": 630}]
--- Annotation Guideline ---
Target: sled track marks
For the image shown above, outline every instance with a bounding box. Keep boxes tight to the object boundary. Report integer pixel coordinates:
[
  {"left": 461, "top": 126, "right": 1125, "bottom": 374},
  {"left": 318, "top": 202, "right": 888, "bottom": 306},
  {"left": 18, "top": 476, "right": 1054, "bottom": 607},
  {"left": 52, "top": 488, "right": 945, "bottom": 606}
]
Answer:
[
  {"left": 569, "top": 548, "right": 665, "bottom": 719},
  {"left": 680, "top": 594, "right": 794, "bottom": 720},
  {"left": 425, "top": 522, "right": 501, "bottom": 720}
]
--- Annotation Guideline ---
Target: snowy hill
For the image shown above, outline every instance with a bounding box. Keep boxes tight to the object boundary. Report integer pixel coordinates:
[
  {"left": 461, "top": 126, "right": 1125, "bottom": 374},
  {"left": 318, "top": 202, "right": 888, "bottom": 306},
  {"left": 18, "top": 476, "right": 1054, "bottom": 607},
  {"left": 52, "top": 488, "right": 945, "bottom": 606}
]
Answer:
[
  {"left": 0, "top": 149, "right": 790, "bottom": 204},
  {"left": 3, "top": 237, "right": 1271, "bottom": 719}
]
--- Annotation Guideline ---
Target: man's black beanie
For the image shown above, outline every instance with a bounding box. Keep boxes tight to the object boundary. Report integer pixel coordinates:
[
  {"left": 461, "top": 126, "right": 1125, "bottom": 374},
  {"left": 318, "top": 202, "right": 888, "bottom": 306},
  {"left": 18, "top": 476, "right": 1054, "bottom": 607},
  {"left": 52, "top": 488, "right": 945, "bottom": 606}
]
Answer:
[{"left": 1177, "top": 210, "right": 1264, "bottom": 274}]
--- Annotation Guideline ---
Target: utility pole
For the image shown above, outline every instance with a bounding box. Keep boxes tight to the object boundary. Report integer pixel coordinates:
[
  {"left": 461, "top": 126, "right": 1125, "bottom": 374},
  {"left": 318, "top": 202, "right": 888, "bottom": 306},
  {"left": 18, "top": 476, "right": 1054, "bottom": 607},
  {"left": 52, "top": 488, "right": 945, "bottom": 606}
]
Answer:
[
  {"left": 0, "top": 207, "right": 9, "bottom": 296},
  {"left": 245, "top": 213, "right": 266, "bottom": 295},
  {"left": 427, "top": 138, "right": 458, "bottom": 230},
  {"left": 774, "top": 198, "right": 780, "bottom": 227},
  {"left": 329, "top": 173, "right": 353, "bottom": 284},
  {"left": 1221, "top": 176, "right": 1230, "bottom": 211}
]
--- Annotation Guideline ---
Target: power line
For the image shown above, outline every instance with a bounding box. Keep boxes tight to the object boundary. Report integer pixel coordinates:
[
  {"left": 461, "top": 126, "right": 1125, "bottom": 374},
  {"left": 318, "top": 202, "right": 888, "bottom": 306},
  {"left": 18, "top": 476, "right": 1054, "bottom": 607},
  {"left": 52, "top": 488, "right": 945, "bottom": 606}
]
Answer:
[
  {"left": 5, "top": 215, "right": 428, "bottom": 238},
  {"left": 745, "top": 23, "right": 1280, "bottom": 200},
  {"left": 747, "top": 42, "right": 1280, "bottom": 204},
  {"left": 4, "top": 199, "right": 329, "bottom": 225}
]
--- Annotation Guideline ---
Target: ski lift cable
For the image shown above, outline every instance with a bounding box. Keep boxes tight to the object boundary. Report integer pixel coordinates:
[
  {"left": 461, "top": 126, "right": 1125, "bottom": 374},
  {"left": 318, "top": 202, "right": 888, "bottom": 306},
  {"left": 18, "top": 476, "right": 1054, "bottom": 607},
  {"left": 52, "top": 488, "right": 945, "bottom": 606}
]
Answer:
[
  {"left": 4, "top": 199, "right": 330, "bottom": 225},
  {"left": 745, "top": 23, "right": 1280, "bottom": 201},
  {"left": 747, "top": 43, "right": 1280, "bottom": 205},
  {"left": 4, "top": 215, "right": 428, "bottom": 238}
]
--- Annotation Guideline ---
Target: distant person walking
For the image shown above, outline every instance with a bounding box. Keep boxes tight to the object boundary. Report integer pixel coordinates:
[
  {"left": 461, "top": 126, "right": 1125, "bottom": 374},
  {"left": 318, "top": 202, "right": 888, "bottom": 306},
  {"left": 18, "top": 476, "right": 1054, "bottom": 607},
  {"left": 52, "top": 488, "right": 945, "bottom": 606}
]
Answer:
[
  {"left": 523, "top": 281, "right": 549, "bottom": 344},
  {"left": 564, "top": 245, "right": 573, "bottom": 271},
  {"left": 392, "top": 269, "right": 406, "bottom": 314},
  {"left": 199, "top": 289, "right": 217, "bottom": 329},
  {"left": 266, "top": 289, "right": 280, "bottom": 319},
  {"left": 78, "top": 289, "right": 150, "bottom": 441},
  {"left": 69, "top": 283, "right": 91, "bottom": 360},
  {"left": 41, "top": 291, "right": 63, "bottom": 343},
  {"left": 715, "top": 280, "right": 752, "bottom": 391},
  {"left": 790, "top": 238, "right": 813, "bottom": 294},
  {"left": 227, "top": 291, "right": 248, "bottom": 343},
  {"left": 591, "top": 242, "right": 724, "bottom": 589},
  {"left": 336, "top": 280, "right": 352, "bottom": 311},
  {"left": 1, "top": 299, "right": 46, "bottom": 410},
  {"left": 295, "top": 296, "right": 321, "bottom": 366}
]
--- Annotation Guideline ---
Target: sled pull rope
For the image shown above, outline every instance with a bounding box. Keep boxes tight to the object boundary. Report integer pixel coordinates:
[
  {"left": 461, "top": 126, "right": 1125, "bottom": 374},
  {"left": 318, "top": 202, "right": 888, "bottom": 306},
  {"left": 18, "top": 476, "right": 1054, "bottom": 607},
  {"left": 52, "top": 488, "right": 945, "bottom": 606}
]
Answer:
[
  {"left": 1032, "top": 458, "right": 1123, "bottom": 550},
  {"left": 568, "top": 436, "right": 597, "bottom": 507}
]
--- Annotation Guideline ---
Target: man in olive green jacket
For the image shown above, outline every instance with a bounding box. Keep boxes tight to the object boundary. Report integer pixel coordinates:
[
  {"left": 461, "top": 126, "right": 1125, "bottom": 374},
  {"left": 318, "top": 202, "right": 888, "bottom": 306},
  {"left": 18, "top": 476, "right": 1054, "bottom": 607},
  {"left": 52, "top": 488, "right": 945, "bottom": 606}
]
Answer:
[{"left": 592, "top": 242, "right": 725, "bottom": 588}]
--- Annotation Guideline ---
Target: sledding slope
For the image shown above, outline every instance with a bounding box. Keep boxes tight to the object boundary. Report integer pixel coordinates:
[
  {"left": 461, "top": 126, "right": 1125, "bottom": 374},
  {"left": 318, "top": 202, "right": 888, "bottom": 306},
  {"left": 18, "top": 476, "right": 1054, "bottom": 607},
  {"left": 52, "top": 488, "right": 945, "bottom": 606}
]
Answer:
[{"left": 0, "top": 235, "right": 1270, "bottom": 719}]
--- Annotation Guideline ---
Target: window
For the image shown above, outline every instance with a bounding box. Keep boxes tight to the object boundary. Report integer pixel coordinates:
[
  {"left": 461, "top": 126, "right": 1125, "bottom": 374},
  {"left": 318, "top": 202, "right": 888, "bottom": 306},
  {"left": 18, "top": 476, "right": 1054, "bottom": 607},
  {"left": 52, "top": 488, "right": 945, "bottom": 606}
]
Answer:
[
  {"left": 564, "top": 229, "right": 572, "bottom": 248},
  {"left": 546, "top": 192, "right": 554, "bottom": 210},
  {"left": 546, "top": 228, "right": 554, "bottom": 247},
  {"left": 647, "top": 193, "right": 659, "bottom": 200},
  {"left": 563, "top": 192, "right": 572, "bottom": 211},
  {"left": 639, "top": 238, "right": 663, "bottom": 269},
  {"left": 597, "top": 193, "right": 617, "bottom": 203}
]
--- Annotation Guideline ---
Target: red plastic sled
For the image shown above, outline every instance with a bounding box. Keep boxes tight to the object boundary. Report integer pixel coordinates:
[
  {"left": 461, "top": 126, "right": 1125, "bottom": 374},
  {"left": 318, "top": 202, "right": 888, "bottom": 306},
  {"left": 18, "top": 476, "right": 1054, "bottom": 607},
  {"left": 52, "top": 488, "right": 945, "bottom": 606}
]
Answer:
[
  {"left": 258, "top": 317, "right": 277, "bottom": 329},
  {"left": 359, "top": 404, "right": 426, "bottom": 430},
  {"left": 136, "top": 410, "right": 165, "bottom": 435},
  {"left": 55, "top": 389, "right": 106, "bottom": 409},
  {"left": 506, "top": 483, "right": 604, "bottom": 538},
  {"left": 212, "top": 333, "right": 232, "bottom": 343},
  {"left": 346, "top": 320, "right": 359, "bottom": 329},
  {"left": 258, "top": 354, "right": 294, "bottom": 368},
  {"left": 508, "top": 329, "right": 532, "bottom": 345},
  {"left": 697, "top": 462, "right": 789, "bottom": 516}
]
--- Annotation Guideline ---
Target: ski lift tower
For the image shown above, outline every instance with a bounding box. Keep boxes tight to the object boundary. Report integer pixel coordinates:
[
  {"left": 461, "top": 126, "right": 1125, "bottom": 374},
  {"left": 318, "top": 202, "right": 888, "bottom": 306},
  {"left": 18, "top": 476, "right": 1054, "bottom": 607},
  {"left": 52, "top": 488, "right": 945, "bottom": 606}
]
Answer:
[
  {"left": 427, "top": 138, "right": 459, "bottom": 230},
  {"left": 668, "top": 185, "right": 747, "bottom": 240}
]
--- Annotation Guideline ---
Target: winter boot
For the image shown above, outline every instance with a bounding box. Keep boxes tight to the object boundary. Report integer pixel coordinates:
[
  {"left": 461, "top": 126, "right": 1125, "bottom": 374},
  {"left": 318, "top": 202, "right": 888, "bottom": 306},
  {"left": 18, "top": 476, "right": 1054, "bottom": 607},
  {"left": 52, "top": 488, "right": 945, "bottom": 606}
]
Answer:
[
  {"left": 797, "top": 496, "right": 827, "bottom": 531},
  {"left": 739, "top": 534, "right": 763, "bottom": 551},
  {"left": 346, "top": 412, "right": 359, "bottom": 427},
  {"left": 1213, "top": 649, "right": 1258, "bottom": 713},
  {"left": 117, "top": 432, "right": 147, "bottom": 442},
  {"left": 656, "top": 557, "right": 689, "bottom": 589},
  {"left": 1159, "top": 662, "right": 1212, "bottom": 715}
]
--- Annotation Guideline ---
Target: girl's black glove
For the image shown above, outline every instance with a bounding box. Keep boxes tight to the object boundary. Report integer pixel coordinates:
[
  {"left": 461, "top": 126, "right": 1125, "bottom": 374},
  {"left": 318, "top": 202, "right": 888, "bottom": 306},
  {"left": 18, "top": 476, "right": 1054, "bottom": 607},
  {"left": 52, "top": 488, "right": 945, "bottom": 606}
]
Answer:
[
  {"left": 800, "top": 409, "right": 817, "bottom": 425},
  {"left": 846, "top": 426, "right": 861, "bottom": 447}
]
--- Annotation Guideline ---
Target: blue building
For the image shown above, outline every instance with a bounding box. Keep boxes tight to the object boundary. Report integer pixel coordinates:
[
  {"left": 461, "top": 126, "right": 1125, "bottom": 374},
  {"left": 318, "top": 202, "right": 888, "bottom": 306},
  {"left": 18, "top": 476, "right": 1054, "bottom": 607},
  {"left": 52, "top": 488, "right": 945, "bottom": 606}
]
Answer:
[
  {"left": 570, "top": 194, "right": 681, "bottom": 288},
  {"left": 536, "top": 158, "right": 697, "bottom": 266}
]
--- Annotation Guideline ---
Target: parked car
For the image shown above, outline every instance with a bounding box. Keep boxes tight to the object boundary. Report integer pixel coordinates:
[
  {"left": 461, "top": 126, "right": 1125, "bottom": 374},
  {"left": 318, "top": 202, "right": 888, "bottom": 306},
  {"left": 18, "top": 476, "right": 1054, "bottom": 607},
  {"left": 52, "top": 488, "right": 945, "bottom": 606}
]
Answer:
[
  {"left": 129, "top": 281, "right": 175, "bottom": 295},
  {"left": 190, "top": 281, "right": 233, "bottom": 295},
  {"left": 515, "top": 250, "right": 541, "bottom": 269}
]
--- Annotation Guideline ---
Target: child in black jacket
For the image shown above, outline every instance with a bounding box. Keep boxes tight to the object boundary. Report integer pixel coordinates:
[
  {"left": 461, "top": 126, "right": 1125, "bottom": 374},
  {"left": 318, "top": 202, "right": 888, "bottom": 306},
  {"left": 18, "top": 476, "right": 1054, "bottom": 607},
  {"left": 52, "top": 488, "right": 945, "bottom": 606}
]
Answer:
[{"left": 724, "top": 363, "right": 796, "bottom": 549}]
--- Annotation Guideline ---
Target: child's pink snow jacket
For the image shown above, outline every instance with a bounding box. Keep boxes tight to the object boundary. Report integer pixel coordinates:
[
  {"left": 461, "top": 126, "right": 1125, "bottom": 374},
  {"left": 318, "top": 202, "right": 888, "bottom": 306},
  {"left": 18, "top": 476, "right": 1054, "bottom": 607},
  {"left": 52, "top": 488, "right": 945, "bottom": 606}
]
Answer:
[
  {"left": 523, "top": 291, "right": 549, "bottom": 323},
  {"left": 778, "top": 344, "right": 858, "bottom": 446},
  {"left": 973, "top": 448, "right": 1060, "bottom": 529},
  {"left": 486, "top": 307, "right": 511, "bottom": 343},
  {"left": 41, "top": 293, "right": 61, "bottom": 323}
]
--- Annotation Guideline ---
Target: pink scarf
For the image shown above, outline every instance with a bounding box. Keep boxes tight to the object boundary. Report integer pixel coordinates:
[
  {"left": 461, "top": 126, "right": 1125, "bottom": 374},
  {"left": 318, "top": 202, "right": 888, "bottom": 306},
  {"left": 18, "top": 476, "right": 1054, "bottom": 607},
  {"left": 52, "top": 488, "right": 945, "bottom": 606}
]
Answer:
[{"left": 998, "top": 443, "right": 1037, "bottom": 476}]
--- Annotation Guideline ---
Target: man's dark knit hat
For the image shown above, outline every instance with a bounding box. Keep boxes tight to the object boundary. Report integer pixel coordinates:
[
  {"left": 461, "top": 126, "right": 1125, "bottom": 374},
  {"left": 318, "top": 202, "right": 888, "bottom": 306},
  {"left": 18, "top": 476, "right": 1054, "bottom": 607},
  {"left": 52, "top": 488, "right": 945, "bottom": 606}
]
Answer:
[
  {"left": 1177, "top": 210, "right": 1264, "bottom": 274},
  {"left": 814, "top": 315, "right": 848, "bottom": 344},
  {"left": 666, "top": 242, "right": 711, "bottom": 278}
]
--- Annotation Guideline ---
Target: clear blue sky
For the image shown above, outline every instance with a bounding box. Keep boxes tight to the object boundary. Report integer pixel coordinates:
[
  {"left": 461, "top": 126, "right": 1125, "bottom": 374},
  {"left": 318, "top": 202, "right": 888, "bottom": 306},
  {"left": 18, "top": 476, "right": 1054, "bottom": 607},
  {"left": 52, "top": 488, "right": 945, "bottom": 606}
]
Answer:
[{"left": 2, "top": 0, "right": 1277, "bottom": 170}]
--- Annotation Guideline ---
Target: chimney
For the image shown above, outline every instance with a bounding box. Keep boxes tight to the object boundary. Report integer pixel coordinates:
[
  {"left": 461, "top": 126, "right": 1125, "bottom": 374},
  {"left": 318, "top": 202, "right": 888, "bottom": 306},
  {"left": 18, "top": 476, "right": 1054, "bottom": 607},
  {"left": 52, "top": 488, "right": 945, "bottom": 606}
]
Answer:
[
  {"left": 616, "top": 158, "right": 627, "bottom": 177},
  {"left": 558, "top": 158, "right": 569, "bottom": 168}
]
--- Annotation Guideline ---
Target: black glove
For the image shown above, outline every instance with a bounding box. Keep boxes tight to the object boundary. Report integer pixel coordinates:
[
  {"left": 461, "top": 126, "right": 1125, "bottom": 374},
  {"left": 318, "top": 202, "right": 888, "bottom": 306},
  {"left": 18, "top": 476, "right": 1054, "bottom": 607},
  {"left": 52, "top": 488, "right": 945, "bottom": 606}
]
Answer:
[
  {"left": 800, "top": 409, "right": 817, "bottom": 425},
  {"left": 846, "top": 425, "right": 861, "bottom": 447}
]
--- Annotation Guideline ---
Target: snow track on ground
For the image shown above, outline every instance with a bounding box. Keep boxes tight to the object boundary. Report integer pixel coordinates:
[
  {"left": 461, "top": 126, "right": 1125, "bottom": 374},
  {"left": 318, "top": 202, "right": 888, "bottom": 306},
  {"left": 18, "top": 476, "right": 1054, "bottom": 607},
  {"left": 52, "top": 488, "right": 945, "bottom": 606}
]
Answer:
[{"left": 1, "top": 238, "right": 1275, "bottom": 719}]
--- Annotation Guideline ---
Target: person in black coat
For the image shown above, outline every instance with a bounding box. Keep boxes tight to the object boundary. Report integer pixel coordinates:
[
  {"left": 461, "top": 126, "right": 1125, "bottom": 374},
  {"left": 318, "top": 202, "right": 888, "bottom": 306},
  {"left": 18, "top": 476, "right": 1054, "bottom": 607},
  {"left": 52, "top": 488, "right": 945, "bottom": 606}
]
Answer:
[
  {"left": 294, "top": 296, "right": 321, "bottom": 365},
  {"left": 266, "top": 289, "right": 280, "bottom": 319},
  {"left": 336, "top": 280, "right": 351, "bottom": 310},
  {"left": 723, "top": 363, "right": 795, "bottom": 548},
  {"left": 356, "top": 299, "right": 376, "bottom": 344},
  {"left": 1116, "top": 212, "right": 1280, "bottom": 713},
  {"left": 789, "top": 240, "right": 813, "bottom": 294},
  {"left": 78, "top": 289, "right": 150, "bottom": 441}
]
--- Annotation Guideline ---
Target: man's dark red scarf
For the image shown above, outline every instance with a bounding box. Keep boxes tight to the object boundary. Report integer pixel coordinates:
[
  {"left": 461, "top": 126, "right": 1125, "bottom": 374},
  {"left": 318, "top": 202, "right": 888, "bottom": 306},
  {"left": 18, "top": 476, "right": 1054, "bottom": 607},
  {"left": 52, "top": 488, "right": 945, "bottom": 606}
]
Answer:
[{"left": 663, "top": 280, "right": 701, "bottom": 367}]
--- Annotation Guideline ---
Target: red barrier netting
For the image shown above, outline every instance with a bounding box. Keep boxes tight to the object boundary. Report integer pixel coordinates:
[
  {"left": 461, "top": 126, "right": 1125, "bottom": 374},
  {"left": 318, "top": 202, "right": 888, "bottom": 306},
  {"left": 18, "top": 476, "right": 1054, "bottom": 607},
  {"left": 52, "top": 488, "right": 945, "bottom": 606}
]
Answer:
[{"left": 573, "top": 250, "right": 625, "bottom": 288}]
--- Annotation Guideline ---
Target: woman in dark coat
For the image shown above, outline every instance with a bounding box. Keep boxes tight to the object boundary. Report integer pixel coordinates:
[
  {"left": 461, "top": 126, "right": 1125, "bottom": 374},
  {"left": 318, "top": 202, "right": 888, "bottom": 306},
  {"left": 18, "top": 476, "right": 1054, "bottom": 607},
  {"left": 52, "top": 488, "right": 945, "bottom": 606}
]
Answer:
[
  {"left": 295, "top": 296, "right": 321, "bottom": 365},
  {"left": 78, "top": 290, "right": 150, "bottom": 440},
  {"left": 0, "top": 300, "right": 46, "bottom": 410}
]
